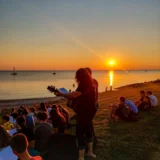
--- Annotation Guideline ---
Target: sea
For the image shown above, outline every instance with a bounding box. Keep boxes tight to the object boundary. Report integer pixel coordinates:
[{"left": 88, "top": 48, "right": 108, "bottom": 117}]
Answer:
[{"left": 0, "top": 70, "right": 160, "bottom": 100}]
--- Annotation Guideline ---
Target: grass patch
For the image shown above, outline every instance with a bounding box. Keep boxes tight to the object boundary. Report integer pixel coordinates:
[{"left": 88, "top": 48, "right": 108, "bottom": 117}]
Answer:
[{"left": 95, "top": 107, "right": 160, "bottom": 160}]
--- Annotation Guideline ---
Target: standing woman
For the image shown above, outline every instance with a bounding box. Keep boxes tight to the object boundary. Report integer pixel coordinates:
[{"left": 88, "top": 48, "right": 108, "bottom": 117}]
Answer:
[{"left": 56, "top": 68, "right": 96, "bottom": 160}]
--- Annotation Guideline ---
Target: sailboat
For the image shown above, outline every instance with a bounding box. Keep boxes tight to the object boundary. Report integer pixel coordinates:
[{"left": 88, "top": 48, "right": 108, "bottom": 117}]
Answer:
[
  {"left": 53, "top": 69, "right": 56, "bottom": 75},
  {"left": 11, "top": 67, "right": 17, "bottom": 76}
]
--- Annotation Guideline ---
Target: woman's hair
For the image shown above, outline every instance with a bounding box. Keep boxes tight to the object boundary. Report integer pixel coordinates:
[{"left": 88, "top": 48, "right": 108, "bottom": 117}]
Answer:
[
  {"left": 40, "top": 103, "right": 47, "bottom": 112},
  {"left": 0, "top": 124, "right": 11, "bottom": 149},
  {"left": 52, "top": 104, "right": 59, "bottom": 110},
  {"left": 16, "top": 116, "right": 26, "bottom": 129},
  {"left": 75, "top": 68, "right": 93, "bottom": 87},
  {"left": 22, "top": 108, "right": 29, "bottom": 116},
  {"left": 50, "top": 109, "right": 66, "bottom": 128}
]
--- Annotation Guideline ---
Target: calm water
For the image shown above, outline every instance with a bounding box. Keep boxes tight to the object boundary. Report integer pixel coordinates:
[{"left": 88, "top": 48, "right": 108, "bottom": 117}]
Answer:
[{"left": 0, "top": 70, "right": 160, "bottom": 100}]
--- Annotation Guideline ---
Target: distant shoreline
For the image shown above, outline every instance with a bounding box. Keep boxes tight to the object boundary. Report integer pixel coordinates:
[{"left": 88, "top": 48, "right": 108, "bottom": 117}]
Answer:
[
  {"left": 0, "top": 69, "right": 160, "bottom": 72},
  {"left": 0, "top": 79, "right": 159, "bottom": 110},
  {"left": 0, "top": 97, "right": 65, "bottom": 110},
  {"left": 116, "top": 79, "right": 160, "bottom": 89}
]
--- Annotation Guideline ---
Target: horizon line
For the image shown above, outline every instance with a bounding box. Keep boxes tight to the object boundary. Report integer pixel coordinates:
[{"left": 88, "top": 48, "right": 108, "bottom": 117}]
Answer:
[{"left": 0, "top": 69, "right": 160, "bottom": 72}]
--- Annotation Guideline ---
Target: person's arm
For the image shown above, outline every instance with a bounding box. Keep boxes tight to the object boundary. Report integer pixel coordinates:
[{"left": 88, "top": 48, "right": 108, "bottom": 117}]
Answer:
[{"left": 56, "top": 90, "right": 81, "bottom": 99}]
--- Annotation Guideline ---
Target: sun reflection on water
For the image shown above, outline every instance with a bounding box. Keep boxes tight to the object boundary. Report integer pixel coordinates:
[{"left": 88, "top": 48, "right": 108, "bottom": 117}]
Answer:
[{"left": 109, "top": 70, "right": 114, "bottom": 87}]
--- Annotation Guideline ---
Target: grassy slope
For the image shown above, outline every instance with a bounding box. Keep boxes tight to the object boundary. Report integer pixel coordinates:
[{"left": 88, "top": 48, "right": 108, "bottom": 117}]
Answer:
[{"left": 94, "top": 83, "right": 160, "bottom": 160}]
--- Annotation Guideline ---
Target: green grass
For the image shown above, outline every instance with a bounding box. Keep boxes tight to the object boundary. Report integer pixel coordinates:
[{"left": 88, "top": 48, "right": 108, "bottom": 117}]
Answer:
[{"left": 95, "top": 106, "right": 160, "bottom": 160}]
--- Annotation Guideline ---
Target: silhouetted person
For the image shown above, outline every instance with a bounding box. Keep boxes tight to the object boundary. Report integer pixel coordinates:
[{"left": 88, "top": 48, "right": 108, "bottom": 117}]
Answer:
[{"left": 56, "top": 68, "right": 96, "bottom": 160}]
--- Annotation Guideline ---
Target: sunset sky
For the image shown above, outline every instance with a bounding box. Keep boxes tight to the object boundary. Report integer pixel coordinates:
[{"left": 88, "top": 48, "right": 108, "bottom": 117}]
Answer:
[{"left": 0, "top": 0, "right": 160, "bottom": 70}]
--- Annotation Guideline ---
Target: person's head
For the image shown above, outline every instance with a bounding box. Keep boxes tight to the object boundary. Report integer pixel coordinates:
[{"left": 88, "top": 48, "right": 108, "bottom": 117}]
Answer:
[
  {"left": 52, "top": 104, "right": 59, "bottom": 111},
  {"left": 21, "top": 108, "right": 29, "bottom": 116},
  {"left": 30, "top": 107, "right": 35, "bottom": 113},
  {"left": 50, "top": 108, "right": 59, "bottom": 118},
  {"left": 20, "top": 106, "right": 25, "bottom": 110},
  {"left": 50, "top": 109, "right": 66, "bottom": 133},
  {"left": 85, "top": 67, "right": 92, "bottom": 75},
  {"left": 11, "top": 108, "right": 15, "bottom": 114},
  {"left": 12, "top": 112, "right": 19, "bottom": 120},
  {"left": 10, "top": 133, "right": 28, "bottom": 157},
  {"left": 75, "top": 68, "right": 93, "bottom": 86},
  {"left": 17, "top": 108, "right": 23, "bottom": 115},
  {"left": 40, "top": 102, "right": 47, "bottom": 112},
  {"left": 37, "top": 112, "right": 48, "bottom": 123},
  {"left": 16, "top": 116, "right": 26, "bottom": 130},
  {"left": 140, "top": 91, "right": 145, "bottom": 97},
  {"left": 0, "top": 124, "right": 11, "bottom": 149},
  {"left": 147, "top": 91, "right": 152, "bottom": 96},
  {"left": 119, "top": 97, "right": 126, "bottom": 104},
  {"left": 2, "top": 114, "right": 10, "bottom": 123}
]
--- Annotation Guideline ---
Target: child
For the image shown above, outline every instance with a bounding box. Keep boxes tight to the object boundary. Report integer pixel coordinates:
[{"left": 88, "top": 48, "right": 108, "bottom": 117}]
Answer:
[{"left": 2, "top": 114, "right": 14, "bottom": 130}]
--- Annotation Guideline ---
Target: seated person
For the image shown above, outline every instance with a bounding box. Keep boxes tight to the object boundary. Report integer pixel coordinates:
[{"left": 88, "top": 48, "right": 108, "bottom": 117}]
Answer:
[
  {"left": 16, "top": 116, "right": 35, "bottom": 149},
  {"left": 39, "top": 103, "right": 48, "bottom": 112},
  {"left": 10, "top": 108, "right": 16, "bottom": 117},
  {"left": 10, "top": 112, "right": 19, "bottom": 127},
  {"left": 10, "top": 133, "right": 42, "bottom": 160},
  {"left": 111, "top": 97, "right": 138, "bottom": 121},
  {"left": 50, "top": 108, "right": 67, "bottom": 133},
  {"left": 35, "top": 112, "right": 53, "bottom": 156},
  {"left": 0, "top": 124, "right": 11, "bottom": 149},
  {"left": 48, "top": 133, "right": 78, "bottom": 160},
  {"left": 147, "top": 91, "right": 158, "bottom": 107},
  {"left": 135, "top": 90, "right": 146, "bottom": 106},
  {"left": 22, "top": 108, "right": 35, "bottom": 130},
  {"left": 142, "top": 96, "right": 152, "bottom": 109},
  {"left": 46, "top": 104, "right": 52, "bottom": 114},
  {"left": 52, "top": 104, "right": 69, "bottom": 123},
  {"left": 29, "top": 107, "right": 38, "bottom": 124},
  {"left": 2, "top": 114, "right": 14, "bottom": 130}
]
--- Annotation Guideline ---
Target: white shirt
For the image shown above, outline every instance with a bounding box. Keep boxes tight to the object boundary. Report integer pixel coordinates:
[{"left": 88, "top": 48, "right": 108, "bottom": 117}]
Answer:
[{"left": 149, "top": 95, "right": 158, "bottom": 106}]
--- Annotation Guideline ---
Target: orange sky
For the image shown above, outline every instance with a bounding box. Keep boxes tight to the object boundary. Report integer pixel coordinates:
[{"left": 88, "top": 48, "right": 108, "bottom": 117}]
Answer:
[{"left": 0, "top": 1, "right": 160, "bottom": 70}]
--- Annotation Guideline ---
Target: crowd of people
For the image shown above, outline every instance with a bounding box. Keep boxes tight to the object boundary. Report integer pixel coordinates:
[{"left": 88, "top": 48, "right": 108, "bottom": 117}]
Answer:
[
  {"left": 110, "top": 90, "right": 158, "bottom": 121},
  {"left": 0, "top": 68, "right": 99, "bottom": 160},
  {"left": 0, "top": 68, "right": 159, "bottom": 160}
]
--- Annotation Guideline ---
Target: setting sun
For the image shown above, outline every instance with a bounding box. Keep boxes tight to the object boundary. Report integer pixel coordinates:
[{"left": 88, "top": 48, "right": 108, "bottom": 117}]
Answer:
[
  {"left": 109, "top": 60, "right": 115, "bottom": 66},
  {"left": 106, "top": 59, "right": 116, "bottom": 67}
]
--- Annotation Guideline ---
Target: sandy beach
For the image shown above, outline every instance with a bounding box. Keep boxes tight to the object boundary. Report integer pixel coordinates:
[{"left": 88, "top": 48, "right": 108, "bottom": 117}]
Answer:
[{"left": 0, "top": 80, "right": 159, "bottom": 112}]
